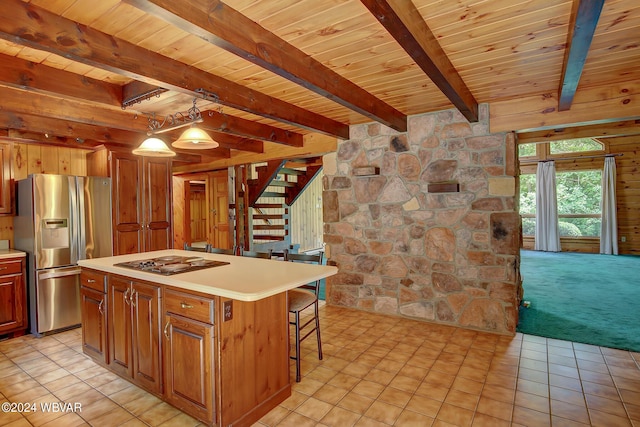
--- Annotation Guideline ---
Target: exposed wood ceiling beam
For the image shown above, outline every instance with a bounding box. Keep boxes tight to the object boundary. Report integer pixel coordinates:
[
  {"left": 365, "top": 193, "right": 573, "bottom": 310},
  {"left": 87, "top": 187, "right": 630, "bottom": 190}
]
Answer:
[
  {"left": 489, "top": 82, "right": 640, "bottom": 133},
  {"left": 0, "top": 110, "right": 143, "bottom": 144},
  {"left": 516, "top": 119, "right": 640, "bottom": 144},
  {"left": 0, "top": 110, "right": 215, "bottom": 162},
  {"left": 125, "top": 0, "right": 407, "bottom": 132},
  {"left": 122, "top": 81, "right": 168, "bottom": 109},
  {"left": 6, "top": 129, "right": 207, "bottom": 163},
  {"left": 558, "top": 0, "right": 605, "bottom": 111},
  {"left": 173, "top": 134, "right": 338, "bottom": 174},
  {"left": 203, "top": 131, "right": 263, "bottom": 154},
  {"left": 197, "top": 111, "right": 303, "bottom": 147},
  {"left": 360, "top": 0, "right": 478, "bottom": 122},
  {"left": 0, "top": 104, "right": 262, "bottom": 156},
  {"left": 0, "top": 0, "right": 349, "bottom": 139},
  {"left": 0, "top": 53, "right": 304, "bottom": 146},
  {"left": 0, "top": 54, "right": 122, "bottom": 106},
  {"left": 0, "top": 86, "right": 148, "bottom": 132}
]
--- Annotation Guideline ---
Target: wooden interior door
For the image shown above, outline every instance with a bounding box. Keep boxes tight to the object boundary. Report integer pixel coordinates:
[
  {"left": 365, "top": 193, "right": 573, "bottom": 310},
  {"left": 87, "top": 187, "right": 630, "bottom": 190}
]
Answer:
[
  {"left": 189, "top": 183, "right": 207, "bottom": 243},
  {"left": 208, "top": 171, "right": 230, "bottom": 249}
]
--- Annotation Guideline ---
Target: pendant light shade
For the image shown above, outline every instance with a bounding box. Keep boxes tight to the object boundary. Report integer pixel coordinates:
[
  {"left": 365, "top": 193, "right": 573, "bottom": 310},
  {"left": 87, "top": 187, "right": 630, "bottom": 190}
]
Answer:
[
  {"left": 172, "top": 125, "right": 219, "bottom": 149},
  {"left": 132, "top": 137, "right": 176, "bottom": 157}
]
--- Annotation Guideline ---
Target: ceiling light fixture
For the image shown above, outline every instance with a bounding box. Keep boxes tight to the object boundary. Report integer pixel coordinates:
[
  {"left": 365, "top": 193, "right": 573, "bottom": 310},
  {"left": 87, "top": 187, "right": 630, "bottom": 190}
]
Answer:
[
  {"left": 132, "top": 137, "right": 176, "bottom": 157},
  {"left": 132, "top": 97, "right": 218, "bottom": 156}
]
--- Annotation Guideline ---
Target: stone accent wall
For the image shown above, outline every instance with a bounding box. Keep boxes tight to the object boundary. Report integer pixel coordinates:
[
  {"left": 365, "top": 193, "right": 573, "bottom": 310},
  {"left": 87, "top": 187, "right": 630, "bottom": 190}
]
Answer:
[{"left": 322, "top": 105, "right": 522, "bottom": 335}]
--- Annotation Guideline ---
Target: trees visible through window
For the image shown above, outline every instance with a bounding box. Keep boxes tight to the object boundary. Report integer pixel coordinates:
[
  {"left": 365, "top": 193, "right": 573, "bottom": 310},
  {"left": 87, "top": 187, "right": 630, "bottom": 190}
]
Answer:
[
  {"left": 549, "top": 138, "right": 603, "bottom": 154},
  {"left": 520, "top": 170, "right": 602, "bottom": 237},
  {"left": 518, "top": 144, "right": 536, "bottom": 157}
]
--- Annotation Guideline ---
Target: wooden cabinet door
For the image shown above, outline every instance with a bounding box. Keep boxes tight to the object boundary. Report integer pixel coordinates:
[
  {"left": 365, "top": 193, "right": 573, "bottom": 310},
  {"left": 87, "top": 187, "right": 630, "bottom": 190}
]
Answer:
[
  {"left": 81, "top": 287, "right": 108, "bottom": 364},
  {"left": 131, "top": 281, "right": 162, "bottom": 394},
  {"left": 111, "top": 152, "right": 143, "bottom": 255},
  {"left": 108, "top": 276, "right": 133, "bottom": 378},
  {"left": 0, "top": 273, "right": 26, "bottom": 334},
  {"left": 163, "top": 313, "right": 215, "bottom": 424},
  {"left": 0, "top": 142, "right": 12, "bottom": 214},
  {"left": 143, "top": 157, "right": 172, "bottom": 251}
]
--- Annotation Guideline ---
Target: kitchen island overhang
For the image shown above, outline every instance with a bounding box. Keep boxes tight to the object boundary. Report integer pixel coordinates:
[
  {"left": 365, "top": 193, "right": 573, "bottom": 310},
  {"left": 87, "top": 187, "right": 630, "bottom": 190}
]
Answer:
[
  {"left": 78, "top": 249, "right": 337, "bottom": 427},
  {"left": 78, "top": 249, "right": 337, "bottom": 301}
]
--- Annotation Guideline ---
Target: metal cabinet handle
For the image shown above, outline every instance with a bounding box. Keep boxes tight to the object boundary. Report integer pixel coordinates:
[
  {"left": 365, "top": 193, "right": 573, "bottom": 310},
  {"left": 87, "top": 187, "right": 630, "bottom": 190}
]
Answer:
[
  {"left": 0, "top": 267, "right": 8, "bottom": 271},
  {"left": 130, "top": 289, "right": 136, "bottom": 307},
  {"left": 124, "top": 288, "right": 130, "bottom": 305},
  {"left": 98, "top": 299, "right": 104, "bottom": 315},
  {"left": 180, "top": 302, "right": 193, "bottom": 309},
  {"left": 163, "top": 321, "right": 170, "bottom": 340},
  {"left": 87, "top": 279, "right": 96, "bottom": 283}
]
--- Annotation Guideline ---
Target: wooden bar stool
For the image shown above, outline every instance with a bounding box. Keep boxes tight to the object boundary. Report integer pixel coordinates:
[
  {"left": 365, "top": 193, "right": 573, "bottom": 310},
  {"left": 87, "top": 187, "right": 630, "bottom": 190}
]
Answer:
[
  {"left": 286, "top": 251, "right": 323, "bottom": 382},
  {"left": 239, "top": 248, "right": 272, "bottom": 259},
  {"left": 207, "top": 246, "right": 236, "bottom": 255},
  {"left": 184, "top": 243, "right": 211, "bottom": 252}
]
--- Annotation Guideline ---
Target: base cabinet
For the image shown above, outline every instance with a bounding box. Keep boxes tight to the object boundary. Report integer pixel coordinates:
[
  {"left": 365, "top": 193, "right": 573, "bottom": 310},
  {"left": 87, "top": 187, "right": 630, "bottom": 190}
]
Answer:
[
  {"left": 81, "top": 270, "right": 290, "bottom": 427},
  {"left": 163, "top": 313, "right": 215, "bottom": 423},
  {"left": 108, "top": 276, "right": 162, "bottom": 394},
  {"left": 0, "top": 257, "right": 27, "bottom": 336},
  {"left": 80, "top": 269, "right": 108, "bottom": 363}
]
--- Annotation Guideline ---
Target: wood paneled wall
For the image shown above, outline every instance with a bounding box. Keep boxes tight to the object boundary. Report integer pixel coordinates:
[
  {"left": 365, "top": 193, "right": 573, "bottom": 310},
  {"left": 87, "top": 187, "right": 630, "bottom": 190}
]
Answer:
[
  {"left": 290, "top": 172, "right": 324, "bottom": 252},
  {"left": 0, "top": 142, "right": 92, "bottom": 246},
  {"left": 609, "top": 139, "right": 640, "bottom": 255},
  {"left": 12, "top": 143, "right": 88, "bottom": 180}
]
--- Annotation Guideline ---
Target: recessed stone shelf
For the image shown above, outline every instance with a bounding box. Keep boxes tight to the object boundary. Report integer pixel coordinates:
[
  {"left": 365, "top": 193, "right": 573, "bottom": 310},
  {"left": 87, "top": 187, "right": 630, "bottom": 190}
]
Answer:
[{"left": 427, "top": 182, "right": 460, "bottom": 193}]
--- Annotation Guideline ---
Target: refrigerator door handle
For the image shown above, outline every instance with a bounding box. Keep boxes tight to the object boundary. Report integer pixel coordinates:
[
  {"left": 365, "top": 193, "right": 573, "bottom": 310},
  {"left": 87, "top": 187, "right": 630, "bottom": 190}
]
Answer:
[
  {"left": 38, "top": 268, "right": 82, "bottom": 280},
  {"left": 76, "top": 177, "right": 87, "bottom": 260},
  {"left": 69, "top": 176, "right": 80, "bottom": 264}
]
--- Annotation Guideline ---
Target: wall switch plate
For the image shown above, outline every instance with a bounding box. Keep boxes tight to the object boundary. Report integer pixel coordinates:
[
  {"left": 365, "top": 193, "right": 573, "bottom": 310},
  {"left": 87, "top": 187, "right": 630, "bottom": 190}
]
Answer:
[{"left": 223, "top": 300, "right": 233, "bottom": 321}]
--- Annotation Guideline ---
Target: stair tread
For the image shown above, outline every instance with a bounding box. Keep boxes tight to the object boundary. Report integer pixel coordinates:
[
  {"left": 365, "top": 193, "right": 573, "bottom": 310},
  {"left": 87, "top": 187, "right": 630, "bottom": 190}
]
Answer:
[
  {"left": 253, "top": 214, "right": 284, "bottom": 219},
  {"left": 279, "top": 168, "right": 306, "bottom": 176},
  {"left": 268, "top": 181, "right": 296, "bottom": 187},
  {"left": 253, "top": 224, "right": 286, "bottom": 230},
  {"left": 260, "top": 191, "right": 286, "bottom": 198},
  {"left": 253, "top": 203, "right": 286, "bottom": 208},
  {"left": 253, "top": 235, "right": 286, "bottom": 241}
]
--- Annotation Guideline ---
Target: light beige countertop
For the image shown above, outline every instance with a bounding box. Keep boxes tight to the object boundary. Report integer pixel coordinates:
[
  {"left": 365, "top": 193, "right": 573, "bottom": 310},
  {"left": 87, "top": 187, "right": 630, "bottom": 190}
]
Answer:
[
  {"left": 0, "top": 249, "right": 26, "bottom": 259},
  {"left": 78, "top": 249, "right": 337, "bottom": 301}
]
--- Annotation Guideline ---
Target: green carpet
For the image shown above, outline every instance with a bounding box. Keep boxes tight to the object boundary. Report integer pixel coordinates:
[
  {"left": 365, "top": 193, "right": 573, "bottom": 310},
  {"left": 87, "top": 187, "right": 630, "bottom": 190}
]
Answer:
[{"left": 517, "top": 249, "right": 640, "bottom": 352}]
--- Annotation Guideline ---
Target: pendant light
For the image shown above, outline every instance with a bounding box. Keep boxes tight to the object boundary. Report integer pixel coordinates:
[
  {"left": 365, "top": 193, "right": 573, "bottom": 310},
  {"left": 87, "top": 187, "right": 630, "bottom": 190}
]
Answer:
[
  {"left": 132, "top": 137, "right": 176, "bottom": 157},
  {"left": 172, "top": 124, "right": 219, "bottom": 149},
  {"left": 131, "top": 97, "right": 219, "bottom": 154}
]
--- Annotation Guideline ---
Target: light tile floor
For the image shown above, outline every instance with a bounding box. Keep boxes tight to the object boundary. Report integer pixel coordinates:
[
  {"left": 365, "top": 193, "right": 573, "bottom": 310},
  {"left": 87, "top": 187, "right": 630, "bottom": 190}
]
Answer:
[{"left": 1, "top": 304, "right": 639, "bottom": 426}]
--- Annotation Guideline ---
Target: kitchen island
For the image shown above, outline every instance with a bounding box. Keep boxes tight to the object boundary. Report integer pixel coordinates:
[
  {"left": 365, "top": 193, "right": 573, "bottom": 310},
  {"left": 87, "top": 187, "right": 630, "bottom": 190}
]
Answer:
[{"left": 78, "top": 249, "right": 337, "bottom": 427}]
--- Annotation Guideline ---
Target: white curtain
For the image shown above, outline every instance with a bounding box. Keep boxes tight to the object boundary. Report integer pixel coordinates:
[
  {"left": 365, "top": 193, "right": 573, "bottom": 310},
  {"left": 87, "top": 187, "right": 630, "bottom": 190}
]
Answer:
[
  {"left": 535, "top": 161, "right": 561, "bottom": 252},
  {"left": 600, "top": 156, "right": 618, "bottom": 255}
]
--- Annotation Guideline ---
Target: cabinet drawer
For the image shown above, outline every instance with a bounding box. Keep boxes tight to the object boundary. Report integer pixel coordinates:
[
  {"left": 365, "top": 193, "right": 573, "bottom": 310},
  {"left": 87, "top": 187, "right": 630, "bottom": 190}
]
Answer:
[
  {"left": 165, "top": 289, "right": 214, "bottom": 324},
  {"left": 0, "top": 259, "right": 23, "bottom": 276},
  {"left": 80, "top": 269, "right": 107, "bottom": 292}
]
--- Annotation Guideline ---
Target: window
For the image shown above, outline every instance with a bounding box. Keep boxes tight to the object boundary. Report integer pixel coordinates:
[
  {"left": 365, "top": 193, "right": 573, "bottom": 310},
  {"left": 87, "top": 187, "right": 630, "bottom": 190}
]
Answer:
[
  {"left": 520, "top": 170, "right": 602, "bottom": 237},
  {"left": 519, "top": 144, "right": 536, "bottom": 158},
  {"left": 549, "top": 138, "right": 603, "bottom": 155}
]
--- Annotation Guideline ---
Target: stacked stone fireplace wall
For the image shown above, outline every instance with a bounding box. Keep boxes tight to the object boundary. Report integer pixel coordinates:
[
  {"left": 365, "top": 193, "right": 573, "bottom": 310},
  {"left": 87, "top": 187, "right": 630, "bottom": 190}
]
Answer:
[{"left": 322, "top": 105, "right": 522, "bottom": 335}]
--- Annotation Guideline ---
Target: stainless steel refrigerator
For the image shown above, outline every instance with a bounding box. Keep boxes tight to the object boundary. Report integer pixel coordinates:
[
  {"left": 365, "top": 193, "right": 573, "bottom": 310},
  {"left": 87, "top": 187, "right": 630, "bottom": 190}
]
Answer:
[{"left": 14, "top": 174, "right": 112, "bottom": 336}]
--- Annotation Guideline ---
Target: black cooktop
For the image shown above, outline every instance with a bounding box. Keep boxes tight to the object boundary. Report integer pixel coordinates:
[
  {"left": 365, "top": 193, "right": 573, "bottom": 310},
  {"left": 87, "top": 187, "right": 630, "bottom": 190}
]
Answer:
[{"left": 114, "top": 255, "right": 230, "bottom": 276}]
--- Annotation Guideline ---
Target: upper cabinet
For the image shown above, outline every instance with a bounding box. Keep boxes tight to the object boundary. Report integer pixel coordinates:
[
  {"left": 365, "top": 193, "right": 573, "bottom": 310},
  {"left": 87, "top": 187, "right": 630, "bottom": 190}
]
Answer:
[
  {"left": 0, "top": 142, "right": 13, "bottom": 214},
  {"left": 88, "top": 149, "right": 172, "bottom": 255}
]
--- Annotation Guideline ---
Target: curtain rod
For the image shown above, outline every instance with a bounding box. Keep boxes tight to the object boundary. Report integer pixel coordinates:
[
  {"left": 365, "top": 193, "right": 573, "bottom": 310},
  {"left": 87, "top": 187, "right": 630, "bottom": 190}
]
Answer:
[{"left": 522, "top": 153, "right": 623, "bottom": 163}]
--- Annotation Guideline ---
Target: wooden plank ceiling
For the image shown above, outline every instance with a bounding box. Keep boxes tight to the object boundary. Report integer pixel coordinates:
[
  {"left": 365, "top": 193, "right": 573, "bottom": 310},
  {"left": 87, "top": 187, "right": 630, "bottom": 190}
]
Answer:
[{"left": 0, "top": 0, "right": 638, "bottom": 167}]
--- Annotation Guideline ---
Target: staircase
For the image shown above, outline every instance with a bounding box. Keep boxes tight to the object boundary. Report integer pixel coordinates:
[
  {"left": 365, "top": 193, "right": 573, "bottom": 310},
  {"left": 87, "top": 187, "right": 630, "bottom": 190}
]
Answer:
[{"left": 246, "top": 157, "right": 322, "bottom": 247}]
